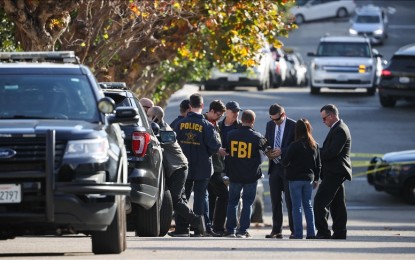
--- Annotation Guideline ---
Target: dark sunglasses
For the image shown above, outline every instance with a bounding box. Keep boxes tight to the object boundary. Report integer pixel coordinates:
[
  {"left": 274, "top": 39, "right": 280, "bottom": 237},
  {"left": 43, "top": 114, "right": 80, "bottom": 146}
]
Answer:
[{"left": 270, "top": 114, "right": 282, "bottom": 122}]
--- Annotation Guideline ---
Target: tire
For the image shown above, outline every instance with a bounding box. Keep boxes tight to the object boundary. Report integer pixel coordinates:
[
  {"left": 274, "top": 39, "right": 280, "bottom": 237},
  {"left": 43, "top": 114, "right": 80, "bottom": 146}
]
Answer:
[
  {"left": 91, "top": 195, "right": 126, "bottom": 254},
  {"left": 367, "top": 86, "right": 376, "bottom": 96},
  {"left": 159, "top": 189, "right": 173, "bottom": 237},
  {"left": 379, "top": 94, "right": 396, "bottom": 107},
  {"left": 134, "top": 190, "right": 161, "bottom": 237},
  {"left": 403, "top": 179, "right": 415, "bottom": 205},
  {"left": 336, "top": 8, "right": 348, "bottom": 18},
  {"left": 295, "top": 14, "right": 305, "bottom": 24},
  {"left": 310, "top": 84, "right": 320, "bottom": 95}
]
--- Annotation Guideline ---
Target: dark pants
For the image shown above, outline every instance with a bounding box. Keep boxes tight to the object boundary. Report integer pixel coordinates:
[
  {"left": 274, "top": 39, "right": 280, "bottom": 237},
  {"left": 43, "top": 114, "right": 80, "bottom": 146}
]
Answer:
[
  {"left": 269, "top": 168, "right": 294, "bottom": 234},
  {"left": 183, "top": 178, "right": 211, "bottom": 232},
  {"left": 314, "top": 175, "right": 347, "bottom": 237},
  {"left": 208, "top": 172, "right": 229, "bottom": 232},
  {"left": 167, "top": 167, "right": 199, "bottom": 233}
]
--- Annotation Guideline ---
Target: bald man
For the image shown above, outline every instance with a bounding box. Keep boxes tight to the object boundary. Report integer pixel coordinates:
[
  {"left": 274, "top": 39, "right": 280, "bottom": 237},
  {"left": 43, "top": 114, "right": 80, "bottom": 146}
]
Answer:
[{"left": 139, "top": 97, "right": 154, "bottom": 113}]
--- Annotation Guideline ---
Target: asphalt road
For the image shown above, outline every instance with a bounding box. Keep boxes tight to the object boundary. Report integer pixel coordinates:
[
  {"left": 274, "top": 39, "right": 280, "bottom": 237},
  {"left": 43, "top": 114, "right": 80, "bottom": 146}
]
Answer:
[{"left": 1, "top": 1, "right": 415, "bottom": 258}]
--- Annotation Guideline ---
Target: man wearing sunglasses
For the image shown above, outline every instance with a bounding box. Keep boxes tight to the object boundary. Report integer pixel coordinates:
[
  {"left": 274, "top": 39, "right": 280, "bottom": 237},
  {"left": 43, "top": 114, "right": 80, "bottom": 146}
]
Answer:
[
  {"left": 264, "top": 103, "right": 296, "bottom": 239},
  {"left": 314, "top": 104, "right": 352, "bottom": 239}
]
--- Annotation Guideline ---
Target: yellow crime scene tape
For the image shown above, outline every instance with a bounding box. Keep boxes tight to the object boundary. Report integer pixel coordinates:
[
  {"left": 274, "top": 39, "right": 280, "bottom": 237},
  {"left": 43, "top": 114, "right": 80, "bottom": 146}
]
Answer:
[{"left": 260, "top": 152, "right": 414, "bottom": 179}]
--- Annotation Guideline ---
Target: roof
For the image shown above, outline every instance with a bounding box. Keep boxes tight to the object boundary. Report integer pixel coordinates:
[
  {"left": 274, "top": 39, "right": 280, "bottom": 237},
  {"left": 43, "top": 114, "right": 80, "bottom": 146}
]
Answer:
[
  {"left": 356, "top": 4, "right": 382, "bottom": 15},
  {"left": 395, "top": 43, "right": 415, "bottom": 56},
  {"left": 320, "top": 35, "right": 369, "bottom": 43}
]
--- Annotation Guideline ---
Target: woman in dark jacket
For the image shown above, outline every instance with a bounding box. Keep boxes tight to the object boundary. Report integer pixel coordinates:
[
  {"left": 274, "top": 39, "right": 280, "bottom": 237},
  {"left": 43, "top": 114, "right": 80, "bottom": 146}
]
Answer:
[{"left": 281, "top": 118, "right": 321, "bottom": 239}]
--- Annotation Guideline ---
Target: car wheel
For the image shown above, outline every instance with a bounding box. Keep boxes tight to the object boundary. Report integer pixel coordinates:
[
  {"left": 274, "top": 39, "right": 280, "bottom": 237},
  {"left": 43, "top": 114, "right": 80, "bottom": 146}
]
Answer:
[
  {"left": 379, "top": 94, "right": 396, "bottom": 107},
  {"left": 403, "top": 179, "right": 415, "bottom": 205},
  {"left": 159, "top": 189, "right": 173, "bottom": 237},
  {"left": 91, "top": 195, "right": 126, "bottom": 254},
  {"left": 310, "top": 84, "right": 320, "bottom": 95},
  {"left": 134, "top": 190, "right": 161, "bottom": 237},
  {"left": 367, "top": 86, "right": 376, "bottom": 96},
  {"left": 336, "top": 8, "right": 348, "bottom": 18},
  {"left": 295, "top": 14, "right": 305, "bottom": 24}
]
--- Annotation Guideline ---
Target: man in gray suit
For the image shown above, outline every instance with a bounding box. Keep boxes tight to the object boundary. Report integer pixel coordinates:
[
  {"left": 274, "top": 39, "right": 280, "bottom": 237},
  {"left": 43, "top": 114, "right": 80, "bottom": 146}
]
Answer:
[
  {"left": 264, "top": 103, "right": 295, "bottom": 239},
  {"left": 314, "top": 104, "right": 352, "bottom": 239}
]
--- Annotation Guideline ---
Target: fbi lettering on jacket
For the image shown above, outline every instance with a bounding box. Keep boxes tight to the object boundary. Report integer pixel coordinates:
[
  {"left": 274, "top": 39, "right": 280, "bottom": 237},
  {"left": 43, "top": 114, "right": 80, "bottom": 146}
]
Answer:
[{"left": 230, "top": 141, "right": 252, "bottom": 158}]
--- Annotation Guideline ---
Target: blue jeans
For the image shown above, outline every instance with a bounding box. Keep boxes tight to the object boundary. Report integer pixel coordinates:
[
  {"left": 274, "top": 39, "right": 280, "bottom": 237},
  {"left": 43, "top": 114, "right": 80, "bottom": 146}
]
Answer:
[
  {"left": 226, "top": 181, "right": 257, "bottom": 234},
  {"left": 289, "top": 180, "right": 316, "bottom": 238}
]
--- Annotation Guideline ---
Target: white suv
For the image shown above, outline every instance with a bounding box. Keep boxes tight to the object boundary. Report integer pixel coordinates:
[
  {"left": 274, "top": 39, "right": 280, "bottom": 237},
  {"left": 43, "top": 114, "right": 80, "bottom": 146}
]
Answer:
[{"left": 307, "top": 35, "right": 382, "bottom": 95}]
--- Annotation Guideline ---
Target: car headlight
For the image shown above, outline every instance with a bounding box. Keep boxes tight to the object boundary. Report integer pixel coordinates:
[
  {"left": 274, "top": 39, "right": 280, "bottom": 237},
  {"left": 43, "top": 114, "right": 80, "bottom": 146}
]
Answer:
[
  {"left": 373, "top": 29, "right": 383, "bottom": 35},
  {"left": 313, "top": 64, "right": 322, "bottom": 71},
  {"left": 64, "top": 138, "right": 109, "bottom": 161},
  {"left": 349, "top": 28, "right": 357, "bottom": 35}
]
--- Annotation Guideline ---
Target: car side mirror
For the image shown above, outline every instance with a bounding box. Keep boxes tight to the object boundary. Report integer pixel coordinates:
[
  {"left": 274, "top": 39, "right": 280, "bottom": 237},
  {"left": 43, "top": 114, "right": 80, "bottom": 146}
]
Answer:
[
  {"left": 151, "top": 122, "right": 160, "bottom": 136},
  {"left": 159, "top": 130, "right": 177, "bottom": 144}
]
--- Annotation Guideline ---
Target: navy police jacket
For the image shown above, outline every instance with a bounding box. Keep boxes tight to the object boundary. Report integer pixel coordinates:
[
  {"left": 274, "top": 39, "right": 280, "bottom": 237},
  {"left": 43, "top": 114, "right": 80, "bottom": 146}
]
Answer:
[
  {"left": 175, "top": 112, "right": 221, "bottom": 180},
  {"left": 225, "top": 126, "right": 265, "bottom": 184}
]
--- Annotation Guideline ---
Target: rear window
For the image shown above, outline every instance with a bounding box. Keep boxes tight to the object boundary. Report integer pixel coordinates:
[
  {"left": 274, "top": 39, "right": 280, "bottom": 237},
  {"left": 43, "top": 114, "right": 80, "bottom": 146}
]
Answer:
[{"left": 389, "top": 55, "right": 415, "bottom": 71}]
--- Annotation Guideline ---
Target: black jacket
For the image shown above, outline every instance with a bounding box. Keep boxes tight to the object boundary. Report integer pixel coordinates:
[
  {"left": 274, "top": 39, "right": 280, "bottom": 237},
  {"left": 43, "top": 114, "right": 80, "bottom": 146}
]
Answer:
[
  {"left": 225, "top": 126, "right": 266, "bottom": 184},
  {"left": 320, "top": 119, "right": 352, "bottom": 181},
  {"left": 281, "top": 138, "right": 321, "bottom": 182}
]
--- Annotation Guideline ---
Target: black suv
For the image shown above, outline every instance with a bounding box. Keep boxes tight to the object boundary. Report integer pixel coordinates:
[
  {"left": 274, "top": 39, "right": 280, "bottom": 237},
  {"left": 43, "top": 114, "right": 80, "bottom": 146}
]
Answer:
[
  {"left": 0, "top": 52, "right": 139, "bottom": 254},
  {"left": 378, "top": 43, "right": 415, "bottom": 107},
  {"left": 100, "top": 82, "right": 173, "bottom": 237}
]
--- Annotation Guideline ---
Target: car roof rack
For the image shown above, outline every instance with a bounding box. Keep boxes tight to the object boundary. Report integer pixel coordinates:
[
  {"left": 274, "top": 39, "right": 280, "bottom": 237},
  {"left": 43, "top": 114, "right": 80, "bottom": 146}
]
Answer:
[
  {"left": 0, "top": 51, "right": 79, "bottom": 64},
  {"left": 99, "top": 82, "right": 128, "bottom": 90}
]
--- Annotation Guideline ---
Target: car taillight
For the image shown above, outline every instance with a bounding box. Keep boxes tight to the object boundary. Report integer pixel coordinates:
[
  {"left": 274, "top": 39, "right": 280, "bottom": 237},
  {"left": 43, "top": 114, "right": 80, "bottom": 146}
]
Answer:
[
  {"left": 381, "top": 69, "right": 392, "bottom": 77},
  {"left": 132, "top": 132, "right": 150, "bottom": 157}
]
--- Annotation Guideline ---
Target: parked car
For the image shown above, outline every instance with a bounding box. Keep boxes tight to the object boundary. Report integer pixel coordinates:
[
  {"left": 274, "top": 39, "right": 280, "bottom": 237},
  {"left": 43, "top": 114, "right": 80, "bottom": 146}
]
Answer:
[
  {"left": 367, "top": 150, "right": 415, "bottom": 204},
  {"left": 349, "top": 4, "right": 389, "bottom": 45},
  {"left": 0, "top": 52, "right": 138, "bottom": 254},
  {"left": 100, "top": 82, "right": 174, "bottom": 237},
  {"left": 285, "top": 51, "right": 309, "bottom": 87},
  {"left": 270, "top": 46, "right": 289, "bottom": 87},
  {"left": 290, "top": 0, "right": 356, "bottom": 24},
  {"left": 378, "top": 43, "right": 415, "bottom": 107},
  {"left": 204, "top": 46, "right": 278, "bottom": 91},
  {"left": 307, "top": 35, "right": 383, "bottom": 95}
]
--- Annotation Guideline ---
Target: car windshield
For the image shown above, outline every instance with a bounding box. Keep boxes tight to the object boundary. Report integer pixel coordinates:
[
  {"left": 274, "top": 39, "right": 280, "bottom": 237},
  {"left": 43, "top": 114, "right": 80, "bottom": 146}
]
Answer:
[
  {"left": 317, "top": 42, "right": 371, "bottom": 57},
  {"left": 356, "top": 15, "right": 380, "bottom": 24},
  {"left": 0, "top": 75, "right": 99, "bottom": 121}
]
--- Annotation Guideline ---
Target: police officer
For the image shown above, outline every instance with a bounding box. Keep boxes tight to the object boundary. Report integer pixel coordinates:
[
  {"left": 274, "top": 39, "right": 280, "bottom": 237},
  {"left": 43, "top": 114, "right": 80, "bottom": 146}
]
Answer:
[
  {"left": 224, "top": 110, "right": 267, "bottom": 238},
  {"left": 147, "top": 106, "right": 206, "bottom": 237},
  {"left": 174, "top": 93, "right": 221, "bottom": 237}
]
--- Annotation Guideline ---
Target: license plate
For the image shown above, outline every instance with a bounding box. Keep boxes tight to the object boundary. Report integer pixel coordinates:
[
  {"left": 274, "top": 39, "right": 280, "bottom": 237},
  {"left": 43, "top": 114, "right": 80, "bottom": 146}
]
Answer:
[
  {"left": 399, "top": 77, "right": 410, "bottom": 83},
  {"left": 0, "top": 184, "right": 21, "bottom": 203},
  {"left": 337, "top": 75, "right": 348, "bottom": 81},
  {"left": 228, "top": 75, "right": 239, "bottom": 81}
]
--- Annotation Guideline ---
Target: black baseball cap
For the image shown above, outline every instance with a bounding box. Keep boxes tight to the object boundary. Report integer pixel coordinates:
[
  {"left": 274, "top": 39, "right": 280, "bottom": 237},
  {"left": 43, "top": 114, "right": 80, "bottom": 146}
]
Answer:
[{"left": 226, "top": 101, "right": 242, "bottom": 112}]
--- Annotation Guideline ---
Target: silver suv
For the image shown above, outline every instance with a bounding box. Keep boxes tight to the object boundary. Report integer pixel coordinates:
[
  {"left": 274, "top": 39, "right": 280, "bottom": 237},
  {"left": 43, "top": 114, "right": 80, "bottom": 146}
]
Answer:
[
  {"left": 349, "top": 5, "right": 389, "bottom": 45},
  {"left": 307, "top": 35, "right": 382, "bottom": 95}
]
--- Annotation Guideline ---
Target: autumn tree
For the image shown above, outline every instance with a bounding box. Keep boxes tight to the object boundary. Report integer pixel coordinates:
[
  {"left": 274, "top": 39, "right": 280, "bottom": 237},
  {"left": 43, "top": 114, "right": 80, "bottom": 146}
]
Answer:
[{"left": 0, "top": 0, "right": 296, "bottom": 106}]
